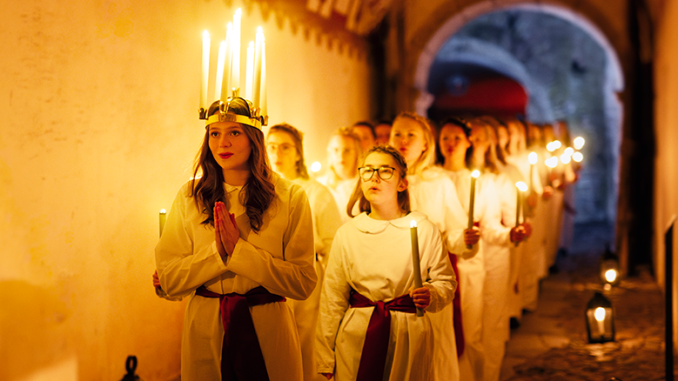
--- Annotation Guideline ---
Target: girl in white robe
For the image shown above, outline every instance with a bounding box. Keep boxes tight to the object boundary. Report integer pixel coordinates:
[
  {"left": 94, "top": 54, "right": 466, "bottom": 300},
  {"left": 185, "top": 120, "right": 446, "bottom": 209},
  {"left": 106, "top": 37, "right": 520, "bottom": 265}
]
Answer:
[
  {"left": 316, "top": 145, "right": 456, "bottom": 381},
  {"left": 266, "top": 123, "right": 342, "bottom": 381},
  {"left": 155, "top": 98, "right": 317, "bottom": 381},
  {"left": 390, "top": 113, "right": 479, "bottom": 381}
]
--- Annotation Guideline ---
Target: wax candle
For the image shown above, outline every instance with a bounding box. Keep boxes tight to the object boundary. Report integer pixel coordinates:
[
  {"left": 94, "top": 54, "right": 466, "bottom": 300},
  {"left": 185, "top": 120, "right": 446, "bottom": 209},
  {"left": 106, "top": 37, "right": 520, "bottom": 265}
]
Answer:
[
  {"left": 253, "top": 27, "right": 264, "bottom": 109},
  {"left": 410, "top": 220, "right": 424, "bottom": 317},
  {"left": 245, "top": 42, "right": 254, "bottom": 100},
  {"left": 574, "top": 136, "right": 585, "bottom": 150},
  {"left": 261, "top": 42, "right": 267, "bottom": 117},
  {"left": 594, "top": 307, "right": 606, "bottom": 336},
  {"left": 221, "top": 23, "right": 233, "bottom": 102},
  {"left": 572, "top": 152, "right": 583, "bottom": 162},
  {"left": 231, "top": 9, "right": 241, "bottom": 93},
  {"left": 201, "top": 31, "right": 210, "bottom": 110},
  {"left": 528, "top": 152, "right": 537, "bottom": 193},
  {"left": 159, "top": 209, "right": 167, "bottom": 238},
  {"left": 215, "top": 41, "right": 226, "bottom": 102},
  {"left": 467, "top": 170, "right": 480, "bottom": 249}
]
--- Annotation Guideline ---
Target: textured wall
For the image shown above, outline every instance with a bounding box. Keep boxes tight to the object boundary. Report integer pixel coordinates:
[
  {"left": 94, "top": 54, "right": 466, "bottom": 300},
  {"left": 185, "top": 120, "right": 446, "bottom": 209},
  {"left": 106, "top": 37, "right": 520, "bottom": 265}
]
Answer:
[{"left": 0, "top": 0, "right": 371, "bottom": 379}]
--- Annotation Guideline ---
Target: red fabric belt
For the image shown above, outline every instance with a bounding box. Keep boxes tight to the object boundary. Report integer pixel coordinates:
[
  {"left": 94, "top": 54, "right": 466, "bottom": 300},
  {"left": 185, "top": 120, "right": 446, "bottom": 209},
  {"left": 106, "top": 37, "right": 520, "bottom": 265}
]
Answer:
[
  {"left": 196, "top": 285, "right": 285, "bottom": 381},
  {"left": 449, "top": 253, "right": 465, "bottom": 357},
  {"left": 349, "top": 289, "right": 417, "bottom": 381}
]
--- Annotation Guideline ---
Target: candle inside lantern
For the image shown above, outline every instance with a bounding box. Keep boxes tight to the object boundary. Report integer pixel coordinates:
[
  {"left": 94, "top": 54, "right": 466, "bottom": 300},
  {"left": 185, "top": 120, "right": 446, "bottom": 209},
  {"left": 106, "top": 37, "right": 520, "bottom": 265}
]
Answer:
[
  {"left": 410, "top": 220, "right": 424, "bottom": 317},
  {"left": 467, "top": 170, "right": 480, "bottom": 249},
  {"left": 215, "top": 41, "right": 226, "bottom": 102},
  {"left": 528, "top": 152, "right": 537, "bottom": 193},
  {"left": 594, "top": 307, "right": 606, "bottom": 336},
  {"left": 245, "top": 42, "right": 254, "bottom": 101},
  {"left": 159, "top": 209, "right": 167, "bottom": 238},
  {"left": 231, "top": 9, "right": 241, "bottom": 93},
  {"left": 200, "top": 30, "right": 210, "bottom": 110},
  {"left": 253, "top": 27, "right": 264, "bottom": 110}
]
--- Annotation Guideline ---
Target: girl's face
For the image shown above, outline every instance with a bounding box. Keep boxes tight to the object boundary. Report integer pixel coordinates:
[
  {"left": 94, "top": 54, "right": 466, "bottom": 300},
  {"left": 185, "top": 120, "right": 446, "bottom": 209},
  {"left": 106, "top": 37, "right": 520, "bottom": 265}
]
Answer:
[
  {"left": 439, "top": 124, "right": 470, "bottom": 159},
  {"left": 360, "top": 152, "right": 407, "bottom": 208},
  {"left": 327, "top": 135, "right": 358, "bottom": 179},
  {"left": 497, "top": 126, "right": 509, "bottom": 149},
  {"left": 390, "top": 118, "right": 427, "bottom": 167},
  {"left": 469, "top": 123, "right": 490, "bottom": 153},
  {"left": 208, "top": 122, "right": 251, "bottom": 172},
  {"left": 266, "top": 131, "right": 300, "bottom": 179},
  {"left": 353, "top": 125, "right": 376, "bottom": 153},
  {"left": 374, "top": 124, "right": 392, "bottom": 145}
]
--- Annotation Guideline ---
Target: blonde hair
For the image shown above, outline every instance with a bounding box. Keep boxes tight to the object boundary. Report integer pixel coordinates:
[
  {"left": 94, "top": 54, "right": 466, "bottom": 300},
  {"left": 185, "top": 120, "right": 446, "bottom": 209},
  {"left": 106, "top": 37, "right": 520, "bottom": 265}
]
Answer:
[
  {"left": 393, "top": 112, "right": 437, "bottom": 176},
  {"left": 347, "top": 145, "right": 411, "bottom": 218},
  {"left": 325, "top": 126, "right": 363, "bottom": 187},
  {"left": 267, "top": 123, "right": 310, "bottom": 180}
]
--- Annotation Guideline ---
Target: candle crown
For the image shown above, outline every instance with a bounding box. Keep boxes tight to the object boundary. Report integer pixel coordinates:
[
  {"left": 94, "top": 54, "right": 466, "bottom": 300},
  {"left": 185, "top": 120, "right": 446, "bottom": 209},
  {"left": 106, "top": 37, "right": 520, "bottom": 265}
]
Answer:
[{"left": 203, "top": 98, "right": 267, "bottom": 130}]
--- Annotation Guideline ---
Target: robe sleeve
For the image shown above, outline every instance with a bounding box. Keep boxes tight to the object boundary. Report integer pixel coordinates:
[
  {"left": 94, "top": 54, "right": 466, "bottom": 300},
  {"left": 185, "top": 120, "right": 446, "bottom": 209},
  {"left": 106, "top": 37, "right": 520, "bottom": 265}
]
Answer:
[
  {"left": 315, "top": 229, "right": 351, "bottom": 374},
  {"left": 479, "top": 176, "right": 511, "bottom": 246},
  {"left": 441, "top": 177, "right": 479, "bottom": 259},
  {"left": 226, "top": 184, "right": 317, "bottom": 300},
  {"left": 312, "top": 185, "right": 342, "bottom": 265},
  {"left": 422, "top": 221, "right": 457, "bottom": 313},
  {"left": 155, "top": 185, "right": 229, "bottom": 298}
]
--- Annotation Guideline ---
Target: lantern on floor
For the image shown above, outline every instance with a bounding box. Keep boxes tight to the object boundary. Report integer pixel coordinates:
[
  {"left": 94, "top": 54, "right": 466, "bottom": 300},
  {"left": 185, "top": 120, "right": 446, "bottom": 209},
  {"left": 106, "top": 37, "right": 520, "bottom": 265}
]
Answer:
[
  {"left": 585, "top": 292, "right": 615, "bottom": 343},
  {"left": 600, "top": 244, "right": 620, "bottom": 285}
]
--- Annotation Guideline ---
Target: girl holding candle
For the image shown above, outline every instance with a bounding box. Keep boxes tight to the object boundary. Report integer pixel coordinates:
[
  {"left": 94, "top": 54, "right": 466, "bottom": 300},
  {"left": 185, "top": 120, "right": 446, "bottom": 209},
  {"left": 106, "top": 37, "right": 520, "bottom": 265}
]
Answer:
[
  {"left": 316, "top": 145, "right": 456, "bottom": 381},
  {"left": 389, "top": 112, "right": 478, "bottom": 381},
  {"left": 155, "top": 98, "right": 316, "bottom": 381},
  {"left": 317, "top": 127, "right": 363, "bottom": 222},
  {"left": 266, "top": 123, "right": 342, "bottom": 381}
]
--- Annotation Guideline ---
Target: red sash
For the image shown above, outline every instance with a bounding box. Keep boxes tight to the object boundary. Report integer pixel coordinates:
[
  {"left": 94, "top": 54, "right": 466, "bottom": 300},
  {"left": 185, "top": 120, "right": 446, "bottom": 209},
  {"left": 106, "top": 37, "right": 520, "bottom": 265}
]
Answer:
[
  {"left": 449, "top": 253, "right": 465, "bottom": 357},
  {"left": 349, "top": 289, "right": 417, "bottom": 381},
  {"left": 196, "top": 285, "right": 285, "bottom": 381}
]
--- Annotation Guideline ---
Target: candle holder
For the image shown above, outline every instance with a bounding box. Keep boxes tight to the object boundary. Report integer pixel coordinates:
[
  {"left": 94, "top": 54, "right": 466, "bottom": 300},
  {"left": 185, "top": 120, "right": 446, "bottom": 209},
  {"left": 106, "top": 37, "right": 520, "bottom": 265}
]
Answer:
[
  {"left": 599, "top": 243, "right": 620, "bottom": 286},
  {"left": 585, "top": 292, "right": 615, "bottom": 343}
]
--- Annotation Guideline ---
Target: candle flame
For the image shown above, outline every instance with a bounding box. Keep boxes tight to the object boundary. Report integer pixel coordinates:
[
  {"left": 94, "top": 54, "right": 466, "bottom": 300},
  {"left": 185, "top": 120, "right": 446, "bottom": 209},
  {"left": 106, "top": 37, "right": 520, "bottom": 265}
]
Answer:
[
  {"left": 546, "top": 142, "right": 555, "bottom": 152},
  {"left": 203, "top": 30, "right": 210, "bottom": 39},
  {"left": 515, "top": 181, "right": 528, "bottom": 192},
  {"left": 560, "top": 153, "right": 571, "bottom": 164},
  {"left": 528, "top": 152, "right": 538, "bottom": 164},
  {"left": 471, "top": 170, "right": 480, "bottom": 178},
  {"left": 572, "top": 152, "right": 583, "bottom": 162},
  {"left": 545, "top": 156, "right": 558, "bottom": 168},
  {"left": 257, "top": 26, "right": 264, "bottom": 37},
  {"left": 553, "top": 140, "right": 562, "bottom": 150},
  {"left": 574, "top": 136, "right": 585, "bottom": 150},
  {"left": 410, "top": 220, "right": 417, "bottom": 228},
  {"left": 564, "top": 147, "right": 574, "bottom": 156},
  {"left": 310, "top": 161, "right": 322, "bottom": 173},
  {"left": 594, "top": 307, "right": 606, "bottom": 322},
  {"left": 160, "top": 209, "right": 167, "bottom": 214},
  {"left": 235, "top": 8, "right": 242, "bottom": 17},
  {"left": 604, "top": 269, "right": 617, "bottom": 283}
]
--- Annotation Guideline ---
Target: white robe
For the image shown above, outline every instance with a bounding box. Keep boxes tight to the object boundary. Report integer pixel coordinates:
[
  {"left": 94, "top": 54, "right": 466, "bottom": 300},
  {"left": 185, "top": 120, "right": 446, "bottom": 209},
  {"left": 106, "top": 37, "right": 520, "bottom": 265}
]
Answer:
[
  {"left": 408, "top": 166, "right": 474, "bottom": 381},
  {"left": 155, "top": 174, "right": 317, "bottom": 381},
  {"left": 316, "top": 175, "right": 359, "bottom": 223},
  {"left": 288, "top": 178, "right": 342, "bottom": 381},
  {"left": 316, "top": 212, "right": 456, "bottom": 381}
]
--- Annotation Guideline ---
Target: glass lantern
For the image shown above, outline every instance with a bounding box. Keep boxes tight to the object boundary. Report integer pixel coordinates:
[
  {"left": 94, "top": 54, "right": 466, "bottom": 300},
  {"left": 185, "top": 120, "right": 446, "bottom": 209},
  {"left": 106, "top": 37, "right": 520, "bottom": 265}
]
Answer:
[{"left": 585, "top": 292, "right": 615, "bottom": 343}]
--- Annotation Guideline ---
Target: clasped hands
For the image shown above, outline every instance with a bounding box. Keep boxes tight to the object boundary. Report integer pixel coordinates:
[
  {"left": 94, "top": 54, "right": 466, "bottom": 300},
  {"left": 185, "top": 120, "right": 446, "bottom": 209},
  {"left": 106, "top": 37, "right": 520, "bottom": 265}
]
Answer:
[{"left": 214, "top": 201, "right": 240, "bottom": 259}]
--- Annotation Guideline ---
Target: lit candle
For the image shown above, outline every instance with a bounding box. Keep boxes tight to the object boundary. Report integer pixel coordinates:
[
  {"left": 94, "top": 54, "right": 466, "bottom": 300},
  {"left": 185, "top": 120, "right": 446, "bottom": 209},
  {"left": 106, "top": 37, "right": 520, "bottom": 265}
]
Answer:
[
  {"left": 231, "top": 9, "right": 241, "bottom": 93},
  {"left": 574, "top": 136, "right": 585, "bottom": 150},
  {"left": 572, "top": 152, "right": 583, "bottom": 163},
  {"left": 253, "top": 27, "right": 264, "bottom": 109},
  {"left": 201, "top": 30, "right": 210, "bottom": 110},
  {"left": 410, "top": 220, "right": 424, "bottom": 317},
  {"left": 159, "top": 209, "right": 167, "bottom": 238},
  {"left": 215, "top": 41, "right": 226, "bottom": 102},
  {"left": 515, "top": 182, "right": 528, "bottom": 227},
  {"left": 260, "top": 41, "right": 267, "bottom": 117},
  {"left": 221, "top": 23, "right": 233, "bottom": 102},
  {"left": 245, "top": 41, "right": 254, "bottom": 100},
  {"left": 467, "top": 170, "right": 480, "bottom": 249},
  {"left": 594, "top": 307, "right": 606, "bottom": 336},
  {"left": 560, "top": 152, "right": 571, "bottom": 164},
  {"left": 528, "top": 152, "right": 537, "bottom": 193}
]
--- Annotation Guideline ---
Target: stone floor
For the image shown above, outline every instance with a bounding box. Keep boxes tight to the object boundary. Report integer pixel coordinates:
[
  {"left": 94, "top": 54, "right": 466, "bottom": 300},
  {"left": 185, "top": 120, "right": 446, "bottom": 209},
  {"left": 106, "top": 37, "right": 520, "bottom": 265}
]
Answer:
[{"left": 500, "top": 222, "right": 672, "bottom": 381}]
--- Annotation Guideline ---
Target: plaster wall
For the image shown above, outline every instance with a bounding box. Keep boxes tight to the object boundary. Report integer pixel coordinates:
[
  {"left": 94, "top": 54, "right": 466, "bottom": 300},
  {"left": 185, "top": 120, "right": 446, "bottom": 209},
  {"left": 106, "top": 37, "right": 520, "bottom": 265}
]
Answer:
[
  {"left": 0, "top": 0, "right": 371, "bottom": 379},
  {"left": 653, "top": 0, "right": 678, "bottom": 338}
]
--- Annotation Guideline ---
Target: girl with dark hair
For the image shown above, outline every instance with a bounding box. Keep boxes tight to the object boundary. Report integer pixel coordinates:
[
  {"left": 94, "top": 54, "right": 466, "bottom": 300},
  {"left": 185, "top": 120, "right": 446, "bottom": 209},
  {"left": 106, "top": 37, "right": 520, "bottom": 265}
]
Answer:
[
  {"left": 316, "top": 145, "right": 456, "bottom": 381},
  {"left": 266, "top": 123, "right": 342, "bottom": 381},
  {"left": 155, "top": 98, "right": 317, "bottom": 381}
]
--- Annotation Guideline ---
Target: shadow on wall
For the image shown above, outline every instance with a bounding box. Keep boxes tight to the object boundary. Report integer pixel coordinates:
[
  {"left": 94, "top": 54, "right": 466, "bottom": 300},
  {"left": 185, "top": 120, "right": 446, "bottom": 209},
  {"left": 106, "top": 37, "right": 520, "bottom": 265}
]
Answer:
[{"left": 0, "top": 280, "right": 77, "bottom": 381}]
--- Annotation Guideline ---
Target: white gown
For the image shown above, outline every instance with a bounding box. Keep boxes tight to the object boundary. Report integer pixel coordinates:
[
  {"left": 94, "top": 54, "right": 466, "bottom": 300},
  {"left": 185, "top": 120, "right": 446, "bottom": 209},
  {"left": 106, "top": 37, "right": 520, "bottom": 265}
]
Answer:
[
  {"left": 316, "top": 175, "right": 359, "bottom": 223},
  {"left": 316, "top": 211, "right": 456, "bottom": 381},
  {"left": 408, "top": 166, "right": 474, "bottom": 381},
  {"left": 155, "top": 174, "right": 317, "bottom": 381},
  {"left": 288, "top": 177, "right": 342, "bottom": 381}
]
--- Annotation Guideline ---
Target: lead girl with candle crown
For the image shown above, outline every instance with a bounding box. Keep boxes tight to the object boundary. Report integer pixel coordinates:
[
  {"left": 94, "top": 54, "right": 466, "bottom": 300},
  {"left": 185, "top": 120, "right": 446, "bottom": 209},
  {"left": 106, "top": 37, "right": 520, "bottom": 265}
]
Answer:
[
  {"left": 316, "top": 145, "right": 456, "bottom": 381},
  {"left": 156, "top": 57, "right": 316, "bottom": 381}
]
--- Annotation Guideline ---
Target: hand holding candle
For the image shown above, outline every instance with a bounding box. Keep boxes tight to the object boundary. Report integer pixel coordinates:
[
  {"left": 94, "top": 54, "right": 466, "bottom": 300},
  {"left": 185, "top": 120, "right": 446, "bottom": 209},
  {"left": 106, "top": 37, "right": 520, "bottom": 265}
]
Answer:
[
  {"left": 467, "top": 170, "right": 480, "bottom": 249},
  {"left": 410, "top": 220, "right": 424, "bottom": 317}
]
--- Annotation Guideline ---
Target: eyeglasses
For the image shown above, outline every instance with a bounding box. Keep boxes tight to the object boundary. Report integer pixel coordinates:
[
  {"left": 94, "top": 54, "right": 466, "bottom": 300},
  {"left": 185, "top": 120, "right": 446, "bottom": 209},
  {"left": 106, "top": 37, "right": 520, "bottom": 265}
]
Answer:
[{"left": 358, "top": 166, "right": 396, "bottom": 181}]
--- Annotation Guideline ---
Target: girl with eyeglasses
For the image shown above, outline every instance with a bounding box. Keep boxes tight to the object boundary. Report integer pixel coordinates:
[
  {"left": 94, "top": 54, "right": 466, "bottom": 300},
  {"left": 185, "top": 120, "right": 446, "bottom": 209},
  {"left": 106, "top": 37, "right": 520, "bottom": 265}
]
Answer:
[{"left": 316, "top": 145, "right": 456, "bottom": 381}]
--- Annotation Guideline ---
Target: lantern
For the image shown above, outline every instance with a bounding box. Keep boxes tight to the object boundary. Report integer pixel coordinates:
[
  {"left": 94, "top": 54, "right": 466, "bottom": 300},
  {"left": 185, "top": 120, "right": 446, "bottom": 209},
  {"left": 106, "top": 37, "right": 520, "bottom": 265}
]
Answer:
[
  {"left": 600, "top": 244, "right": 620, "bottom": 285},
  {"left": 585, "top": 292, "right": 615, "bottom": 343}
]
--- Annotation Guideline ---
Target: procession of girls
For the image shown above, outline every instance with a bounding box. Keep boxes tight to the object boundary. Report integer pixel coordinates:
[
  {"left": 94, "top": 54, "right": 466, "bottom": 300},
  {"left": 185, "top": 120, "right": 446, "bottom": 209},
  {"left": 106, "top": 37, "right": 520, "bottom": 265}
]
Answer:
[{"left": 154, "top": 101, "right": 579, "bottom": 381}]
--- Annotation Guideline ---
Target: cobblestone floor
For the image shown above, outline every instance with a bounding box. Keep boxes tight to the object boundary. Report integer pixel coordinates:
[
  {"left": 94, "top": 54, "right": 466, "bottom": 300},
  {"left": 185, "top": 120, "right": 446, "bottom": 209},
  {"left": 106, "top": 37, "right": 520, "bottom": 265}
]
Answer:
[{"left": 500, "top": 223, "right": 672, "bottom": 381}]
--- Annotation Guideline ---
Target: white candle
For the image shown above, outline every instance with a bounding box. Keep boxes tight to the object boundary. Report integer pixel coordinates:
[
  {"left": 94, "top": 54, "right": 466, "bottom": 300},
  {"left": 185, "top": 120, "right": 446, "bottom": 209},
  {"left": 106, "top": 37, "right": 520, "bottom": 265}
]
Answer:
[
  {"left": 261, "top": 41, "right": 267, "bottom": 117},
  {"left": 467, "top": 170, "right": 480, "bottom": 249},
  {"left": 528, "top": 152, "right": 537, "bottom": 193},
  {"left": 245, "top": 42, "right": 254, "bottom": 101},
  {"left": 159, "top": 209, "right": 167, "bottom": 238},
  {"left": 221, "top": 23, "right": 233, "bottom": 102},
  {"left": 410, "top": 220, "right": 424, "bottom": 317},
  {"left": 574, "top": 136, "right": 585, "bottom": 150},
  {"left": 215, "top": 41, "right": 226, "bottom": 102},
  {"left": 253, "top": 27, "right": 264, "bottom": 109},
  {"left": 201, "top": 31, "right": 210, "bottom": 110},
  {"left": 231, "top": 9, "right": 241, "bottom": 93}
]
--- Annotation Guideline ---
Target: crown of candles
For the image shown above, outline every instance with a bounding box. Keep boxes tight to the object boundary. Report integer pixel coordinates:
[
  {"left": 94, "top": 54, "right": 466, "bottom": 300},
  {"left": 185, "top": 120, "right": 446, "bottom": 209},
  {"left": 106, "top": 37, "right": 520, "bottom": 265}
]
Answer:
[{"left": 199, "top": 9, "right": 268, "bottom": 129}]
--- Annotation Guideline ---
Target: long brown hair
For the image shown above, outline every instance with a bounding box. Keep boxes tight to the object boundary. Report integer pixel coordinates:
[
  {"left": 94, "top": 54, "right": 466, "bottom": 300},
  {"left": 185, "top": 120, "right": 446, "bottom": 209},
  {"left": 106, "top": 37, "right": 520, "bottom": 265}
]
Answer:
[
  {"left": 267, "top": 123, "right": 310, "bottom": 180},
  {"left": 347, "top": 145, "right": 411, "bottom": 218},
  {"left": 190, "top": 98, "right": 275, "bottom": 233}
]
